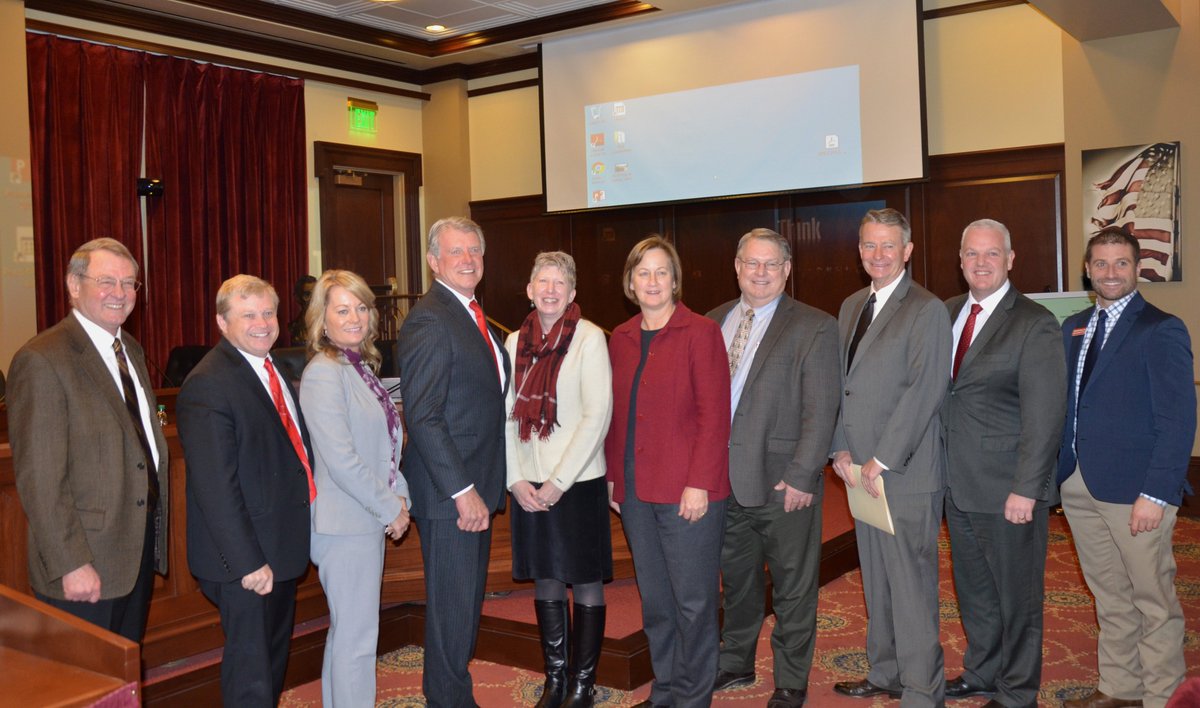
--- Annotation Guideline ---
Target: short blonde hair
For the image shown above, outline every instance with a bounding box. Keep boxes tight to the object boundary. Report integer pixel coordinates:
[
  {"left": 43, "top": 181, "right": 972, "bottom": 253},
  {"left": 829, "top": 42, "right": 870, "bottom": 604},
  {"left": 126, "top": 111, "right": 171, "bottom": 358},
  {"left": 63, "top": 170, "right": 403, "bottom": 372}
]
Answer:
[
  {"left": 306, "top": 269, "right": 382, "bottom": 371},
  {"left": 622, "top": 235, "right": 682, "bottom": 304},
  {"left": 529, "top": 251, "right": 577, "bottom": 290},
  {"left": 216, "top": 274, "right": 279, "bottom": 317}
]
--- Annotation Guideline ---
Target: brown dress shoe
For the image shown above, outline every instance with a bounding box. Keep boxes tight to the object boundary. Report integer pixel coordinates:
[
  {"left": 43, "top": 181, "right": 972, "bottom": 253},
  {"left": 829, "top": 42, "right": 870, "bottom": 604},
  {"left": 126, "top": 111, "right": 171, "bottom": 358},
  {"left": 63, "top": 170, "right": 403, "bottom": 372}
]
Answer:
[
  {"left": 1062, "top": 688, "right": 1143, "bottom": 708},
  {"left": 833, "top": 678, "right": 903, "bottom": 699}
]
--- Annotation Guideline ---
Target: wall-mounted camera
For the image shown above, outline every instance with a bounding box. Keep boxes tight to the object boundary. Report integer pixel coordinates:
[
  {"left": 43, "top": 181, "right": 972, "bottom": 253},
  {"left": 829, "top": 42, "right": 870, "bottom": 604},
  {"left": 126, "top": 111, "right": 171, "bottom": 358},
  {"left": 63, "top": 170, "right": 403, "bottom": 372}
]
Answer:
[{"left": 137, "top": 178, "right": 164, "bottom": 197}]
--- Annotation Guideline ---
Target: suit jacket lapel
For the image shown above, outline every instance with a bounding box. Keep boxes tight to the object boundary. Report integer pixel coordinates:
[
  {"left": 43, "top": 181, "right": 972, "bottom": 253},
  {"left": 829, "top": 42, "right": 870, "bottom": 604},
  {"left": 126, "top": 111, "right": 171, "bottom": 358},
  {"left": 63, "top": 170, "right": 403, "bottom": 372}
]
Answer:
[
  {"left": 123, "top": 333, "right": 171, "bottom": 467},
  {"left": 1091, "top": 292, "right": 1143, "bottom": 383},
  {"left": 433, "top": 281, "right": 506, "bottom": 393},
  {"left": 217, "top": 338, "right": 290, "bottom": 439},
  {"left": 958, "top": 287, "right": 1015, "bottom": 375},
  {"left": 849, "top": 276, "right": 909, "bottom": 375},
  {"left": 742, "top": 296, "right": 791, "bottom": 392},
  {"left": 65, "top": 315, "right": 143, "bottom": 443}
]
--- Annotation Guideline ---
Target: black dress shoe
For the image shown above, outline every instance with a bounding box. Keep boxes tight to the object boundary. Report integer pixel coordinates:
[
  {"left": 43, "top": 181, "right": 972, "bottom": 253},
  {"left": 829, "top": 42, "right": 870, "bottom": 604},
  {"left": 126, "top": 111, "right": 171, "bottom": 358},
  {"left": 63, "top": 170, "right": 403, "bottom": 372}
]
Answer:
[
  {"left": 834, "top": 679, "right": 902, "bottom": 699},
  {"left": 945, "top": 675, "right": 996, "bottom": 699},
  {"left": 712, "top": 669, "right": 756, "bottom": 691},
  {"left": 767, "top": 687, "right": 808, "bottom": 707}
]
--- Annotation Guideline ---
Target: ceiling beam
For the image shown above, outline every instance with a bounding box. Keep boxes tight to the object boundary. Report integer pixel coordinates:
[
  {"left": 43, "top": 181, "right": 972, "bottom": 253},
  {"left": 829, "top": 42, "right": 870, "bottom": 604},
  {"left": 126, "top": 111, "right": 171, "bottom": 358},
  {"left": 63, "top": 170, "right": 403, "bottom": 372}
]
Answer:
[{"left": 1027, "top": 0, "right": 1179, "bottom": 40}]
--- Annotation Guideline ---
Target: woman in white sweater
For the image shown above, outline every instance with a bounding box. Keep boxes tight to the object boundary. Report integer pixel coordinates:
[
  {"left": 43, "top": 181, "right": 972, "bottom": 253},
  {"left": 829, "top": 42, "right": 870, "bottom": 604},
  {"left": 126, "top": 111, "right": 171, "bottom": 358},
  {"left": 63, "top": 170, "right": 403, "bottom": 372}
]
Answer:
[{"left": 505, "top": 251, "right": 614, "bottom": 708}]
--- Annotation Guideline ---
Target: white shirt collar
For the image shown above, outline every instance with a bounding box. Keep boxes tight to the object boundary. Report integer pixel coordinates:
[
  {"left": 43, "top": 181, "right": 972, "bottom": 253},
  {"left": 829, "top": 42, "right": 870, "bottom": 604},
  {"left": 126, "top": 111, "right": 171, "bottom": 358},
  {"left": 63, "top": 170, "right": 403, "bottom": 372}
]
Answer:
[
  {"left": 969, "top": 279, "right": 1010, "bottom": 311},
  {"left": 73, "top": 308, "right": 123, "bottom": 353}
]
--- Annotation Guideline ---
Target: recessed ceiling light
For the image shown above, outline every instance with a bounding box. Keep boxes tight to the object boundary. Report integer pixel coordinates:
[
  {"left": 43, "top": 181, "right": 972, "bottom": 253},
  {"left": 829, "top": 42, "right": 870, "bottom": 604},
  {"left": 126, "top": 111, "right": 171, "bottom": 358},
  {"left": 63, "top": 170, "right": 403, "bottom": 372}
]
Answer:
[{"left": 426, "top": 24, "right": 447, "bottom": 32}]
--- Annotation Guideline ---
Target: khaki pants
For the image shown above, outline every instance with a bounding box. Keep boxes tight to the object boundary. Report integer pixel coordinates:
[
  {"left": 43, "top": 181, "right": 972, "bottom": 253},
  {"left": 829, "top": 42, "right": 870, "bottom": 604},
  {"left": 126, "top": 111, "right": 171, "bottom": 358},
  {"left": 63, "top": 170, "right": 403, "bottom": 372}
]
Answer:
[{"left": 1060, "top": 469, "right": 1185, "bottom": 708}]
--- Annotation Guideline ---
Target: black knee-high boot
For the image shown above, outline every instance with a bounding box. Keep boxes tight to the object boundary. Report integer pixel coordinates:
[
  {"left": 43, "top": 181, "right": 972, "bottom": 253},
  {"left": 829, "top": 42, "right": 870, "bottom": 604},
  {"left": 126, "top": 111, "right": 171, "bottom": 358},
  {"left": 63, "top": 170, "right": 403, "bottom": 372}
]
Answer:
[
  {"left": 534, "top": 599, "right": 570, "bottom": 708},
  {"left": 560, "top": 604, "right": 605, "bottom": 708}
]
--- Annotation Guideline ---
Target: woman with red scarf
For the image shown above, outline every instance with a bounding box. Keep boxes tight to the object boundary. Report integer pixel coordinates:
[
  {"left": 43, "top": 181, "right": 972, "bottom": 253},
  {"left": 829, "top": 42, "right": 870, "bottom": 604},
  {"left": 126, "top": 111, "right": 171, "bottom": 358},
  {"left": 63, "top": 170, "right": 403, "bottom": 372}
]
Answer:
[{"left": 505, "top": 251, "right": 614, "bottom": 708}]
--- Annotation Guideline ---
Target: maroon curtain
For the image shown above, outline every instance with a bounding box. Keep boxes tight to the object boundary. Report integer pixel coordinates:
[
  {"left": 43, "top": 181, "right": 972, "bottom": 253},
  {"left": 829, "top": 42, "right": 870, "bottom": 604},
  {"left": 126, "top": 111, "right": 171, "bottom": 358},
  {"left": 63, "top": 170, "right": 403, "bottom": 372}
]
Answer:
[
  {"left": 144, "top": 57, "right": 309, "bottom": 379},
  {"left": 142, "top": 57, "right": 308, "bottom": 380},
  {"left": 26, "top": 34, "right": 146, "bottom": 335}
]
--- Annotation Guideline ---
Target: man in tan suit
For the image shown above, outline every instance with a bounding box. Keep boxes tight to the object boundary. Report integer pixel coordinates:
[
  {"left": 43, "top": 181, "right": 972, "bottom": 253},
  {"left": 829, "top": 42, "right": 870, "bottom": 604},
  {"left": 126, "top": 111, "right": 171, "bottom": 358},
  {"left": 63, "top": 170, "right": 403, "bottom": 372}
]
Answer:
[{"left": 9, "top": 238, "right": 169, "bottom": 642}]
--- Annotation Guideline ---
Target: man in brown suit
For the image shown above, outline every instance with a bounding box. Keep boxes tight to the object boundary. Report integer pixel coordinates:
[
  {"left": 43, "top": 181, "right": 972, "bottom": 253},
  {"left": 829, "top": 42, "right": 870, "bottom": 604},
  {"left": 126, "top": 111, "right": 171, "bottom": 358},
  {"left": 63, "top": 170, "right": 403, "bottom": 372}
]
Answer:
[{"left": 9, "top": 237, "right": 169, "bottom": 642}]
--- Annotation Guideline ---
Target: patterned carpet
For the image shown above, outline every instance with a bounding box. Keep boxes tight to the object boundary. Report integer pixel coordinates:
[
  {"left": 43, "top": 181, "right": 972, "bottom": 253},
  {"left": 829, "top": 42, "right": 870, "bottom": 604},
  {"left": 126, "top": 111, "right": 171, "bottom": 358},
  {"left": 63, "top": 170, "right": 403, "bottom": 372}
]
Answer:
[{"left": 281, "top": 513, "right": 1200, "bottom": 707}]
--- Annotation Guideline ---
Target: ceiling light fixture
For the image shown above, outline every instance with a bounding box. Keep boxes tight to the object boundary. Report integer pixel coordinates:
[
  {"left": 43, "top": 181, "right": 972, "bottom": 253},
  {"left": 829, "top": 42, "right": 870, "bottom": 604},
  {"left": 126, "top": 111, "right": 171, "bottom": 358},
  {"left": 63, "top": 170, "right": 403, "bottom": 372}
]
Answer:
[{"left": 426, "top": 24, "right": 447, "bottom": 33}]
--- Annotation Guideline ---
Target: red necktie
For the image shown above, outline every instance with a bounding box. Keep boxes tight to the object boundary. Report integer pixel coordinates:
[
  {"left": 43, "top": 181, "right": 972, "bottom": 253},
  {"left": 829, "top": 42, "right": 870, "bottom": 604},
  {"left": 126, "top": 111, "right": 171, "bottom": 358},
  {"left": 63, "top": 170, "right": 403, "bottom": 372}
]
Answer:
[
  {"left": 952, "top": 303, "right": 983, "bottom": 381},
  {"left": 264, "top": 358, "right": 317, "bottom": 502},
  {"left": 470, "top": 300, "right": 500, "bottom": 382}
]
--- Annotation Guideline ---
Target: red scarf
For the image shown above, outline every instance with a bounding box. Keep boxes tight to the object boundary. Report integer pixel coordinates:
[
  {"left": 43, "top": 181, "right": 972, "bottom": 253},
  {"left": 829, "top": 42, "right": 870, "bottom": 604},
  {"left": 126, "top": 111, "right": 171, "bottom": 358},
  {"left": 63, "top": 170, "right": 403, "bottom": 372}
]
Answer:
[{"left": 511, "top": 302, "right": 581, "bottom": 441}]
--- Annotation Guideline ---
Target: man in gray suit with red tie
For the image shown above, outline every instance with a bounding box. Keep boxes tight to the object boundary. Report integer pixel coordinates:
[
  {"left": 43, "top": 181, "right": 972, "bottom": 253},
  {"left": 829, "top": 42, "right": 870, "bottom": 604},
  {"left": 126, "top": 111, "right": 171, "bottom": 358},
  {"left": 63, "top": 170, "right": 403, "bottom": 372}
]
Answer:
[
  {"left": 831, "top": 208, "right": 951, "bottom": 707},
  {"left": 396, "top": 216, "right": 510, "bottom": 708},
  {"left": 10, "top": 237, "right": 169, "bottom": 644},
  {"left": 942, "top": 219, "right": 1066, "bottom": 708},
  {"left": 708, "top": 228, "right": 841, "bottom": 708}
]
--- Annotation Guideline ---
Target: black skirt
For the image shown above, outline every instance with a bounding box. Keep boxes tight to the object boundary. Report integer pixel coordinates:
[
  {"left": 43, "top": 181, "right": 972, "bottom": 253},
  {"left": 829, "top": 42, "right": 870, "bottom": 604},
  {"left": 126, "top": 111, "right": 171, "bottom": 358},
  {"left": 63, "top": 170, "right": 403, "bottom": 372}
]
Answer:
[{"left": 510, "top": 476, "right": 613, "bottom": 584}]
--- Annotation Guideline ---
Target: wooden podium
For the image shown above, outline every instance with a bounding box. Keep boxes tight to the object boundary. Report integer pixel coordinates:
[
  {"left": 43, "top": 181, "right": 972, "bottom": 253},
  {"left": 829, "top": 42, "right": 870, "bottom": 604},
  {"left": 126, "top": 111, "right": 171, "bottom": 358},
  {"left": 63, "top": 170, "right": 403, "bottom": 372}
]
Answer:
[{"left": 0, "top": 583, "right": 140, "bottom": 707}]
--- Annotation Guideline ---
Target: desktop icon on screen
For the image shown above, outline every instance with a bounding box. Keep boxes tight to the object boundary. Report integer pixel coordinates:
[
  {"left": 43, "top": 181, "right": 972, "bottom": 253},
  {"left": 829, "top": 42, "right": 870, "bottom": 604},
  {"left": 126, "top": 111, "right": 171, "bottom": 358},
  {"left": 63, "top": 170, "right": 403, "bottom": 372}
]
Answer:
[
  {"left": 590, "top": 133, "right": 605, "bottom": 148},
  {"left": 614, "top": 130, "right": 626, "bottom": 146},
  {"left": 613, "top": 102, "right": 626, "bottom": 117},
  {"left": 591, "top": 162, "right": 606, "bottom": 176}
]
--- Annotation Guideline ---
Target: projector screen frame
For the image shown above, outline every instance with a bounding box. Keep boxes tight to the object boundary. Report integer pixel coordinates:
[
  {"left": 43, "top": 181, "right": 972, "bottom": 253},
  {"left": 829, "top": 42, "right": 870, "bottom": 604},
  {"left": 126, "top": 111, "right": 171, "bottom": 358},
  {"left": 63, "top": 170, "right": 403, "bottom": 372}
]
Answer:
[{"left": 536, "top": 0, "right": 929, "bottom": 215}]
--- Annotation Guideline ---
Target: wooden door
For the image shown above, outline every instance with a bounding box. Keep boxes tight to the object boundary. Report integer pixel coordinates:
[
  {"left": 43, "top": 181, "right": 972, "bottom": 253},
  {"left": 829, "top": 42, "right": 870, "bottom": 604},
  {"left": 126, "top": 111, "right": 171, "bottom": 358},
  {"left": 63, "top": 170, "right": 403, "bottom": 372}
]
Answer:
[
  {"left": 320, "top": 171, "right": 395, "bottom": 285},
  {"left": 314, "top": 142, "right": 423, "bottom": 293}
]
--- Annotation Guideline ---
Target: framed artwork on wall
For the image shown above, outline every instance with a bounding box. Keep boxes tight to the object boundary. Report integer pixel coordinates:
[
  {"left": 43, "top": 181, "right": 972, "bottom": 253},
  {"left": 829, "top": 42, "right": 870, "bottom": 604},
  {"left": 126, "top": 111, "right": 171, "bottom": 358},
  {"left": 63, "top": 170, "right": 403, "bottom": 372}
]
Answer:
[{"left": 1081, "top": 142, "right": 1181, "bottom": 282}]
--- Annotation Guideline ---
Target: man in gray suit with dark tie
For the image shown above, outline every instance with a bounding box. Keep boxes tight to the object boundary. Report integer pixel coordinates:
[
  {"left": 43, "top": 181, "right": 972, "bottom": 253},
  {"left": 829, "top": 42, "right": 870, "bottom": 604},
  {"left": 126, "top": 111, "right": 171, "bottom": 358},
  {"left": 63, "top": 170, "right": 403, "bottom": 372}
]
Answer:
[
  {"left": 708, "top": 228, "right": 840, "bottom": 708},
  {"left": 831, "top": 208, "right": 951, "bottom": 706},
  {"left": 942, "top": 219, "right": 1065, "bottom": 708},
  {"left": 396, "top": 216, "right": 509, "bottom": 708}
]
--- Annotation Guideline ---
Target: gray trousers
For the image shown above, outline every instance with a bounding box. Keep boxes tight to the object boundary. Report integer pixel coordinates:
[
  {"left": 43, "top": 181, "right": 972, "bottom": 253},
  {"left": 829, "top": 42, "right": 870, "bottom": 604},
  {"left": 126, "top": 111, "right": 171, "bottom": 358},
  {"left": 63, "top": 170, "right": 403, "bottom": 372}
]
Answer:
[
  {"left": 946, "top": 489, "right": 1047, "bottom": 708},
  {"left": 718, "top": 496, "right": 822, "bottom": 690},
  {"left": 416, "top": 516, "right": 493, "bottom": 708},
  {"left": 859, "top": 489, "right": 946, "bottom": 708},
  {"left": 311, "top": 530, "right": 387, "bottom": 707},
  {"left": 621, "top": 492, "right": 727, "bottom": 708}
]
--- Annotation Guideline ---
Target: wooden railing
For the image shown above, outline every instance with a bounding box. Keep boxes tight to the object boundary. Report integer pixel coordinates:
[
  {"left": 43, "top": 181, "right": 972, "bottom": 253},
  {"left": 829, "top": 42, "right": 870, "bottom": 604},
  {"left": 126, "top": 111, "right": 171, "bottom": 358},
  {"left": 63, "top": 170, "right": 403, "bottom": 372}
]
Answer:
[{"left": 0, "top": 391, "right": 635, "bottom": 689}]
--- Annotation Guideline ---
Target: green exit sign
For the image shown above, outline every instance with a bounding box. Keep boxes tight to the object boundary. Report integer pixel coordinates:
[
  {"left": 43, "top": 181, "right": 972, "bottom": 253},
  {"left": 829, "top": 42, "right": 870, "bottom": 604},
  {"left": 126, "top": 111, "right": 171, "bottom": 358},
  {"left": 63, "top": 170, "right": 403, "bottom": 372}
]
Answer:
[{"left": 347, "top": 98, "right": 379, "bottom": 134}]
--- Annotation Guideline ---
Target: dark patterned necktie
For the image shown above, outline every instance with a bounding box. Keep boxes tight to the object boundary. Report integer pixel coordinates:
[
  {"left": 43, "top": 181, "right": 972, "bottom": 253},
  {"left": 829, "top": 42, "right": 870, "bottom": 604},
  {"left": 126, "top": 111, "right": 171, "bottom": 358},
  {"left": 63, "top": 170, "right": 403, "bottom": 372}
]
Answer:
[
  {"left": 1079, "top": 309, "right": 1108, "bottom": 394},
  {"left": 113, "top": 337, "right": 159, "bottom": 505},
  {"left": 846, "top": 293, "right": 876, "bottom": 374}
]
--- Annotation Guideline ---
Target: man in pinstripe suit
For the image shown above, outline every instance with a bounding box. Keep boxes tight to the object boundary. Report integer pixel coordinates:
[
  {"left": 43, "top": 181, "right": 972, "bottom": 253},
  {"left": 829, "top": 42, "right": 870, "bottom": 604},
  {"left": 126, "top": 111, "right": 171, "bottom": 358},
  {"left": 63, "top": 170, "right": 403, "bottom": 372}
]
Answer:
[{"left": 396, "top": 216, "right": 510, "bottom": 708}]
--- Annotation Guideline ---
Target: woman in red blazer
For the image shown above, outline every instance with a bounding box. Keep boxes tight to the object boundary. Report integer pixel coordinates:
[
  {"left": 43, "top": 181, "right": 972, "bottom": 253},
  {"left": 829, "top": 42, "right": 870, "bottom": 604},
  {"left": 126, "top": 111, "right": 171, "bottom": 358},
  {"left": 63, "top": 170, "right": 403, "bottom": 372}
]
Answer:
[{"left": 605, "top": 235, "right": 731, "bottom": 708}]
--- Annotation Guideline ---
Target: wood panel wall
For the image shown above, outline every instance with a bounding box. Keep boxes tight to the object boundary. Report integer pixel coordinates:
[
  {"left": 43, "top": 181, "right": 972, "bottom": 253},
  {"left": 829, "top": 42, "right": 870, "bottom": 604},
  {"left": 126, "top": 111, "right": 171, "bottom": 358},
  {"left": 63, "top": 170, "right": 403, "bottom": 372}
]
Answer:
[{"left": 472, "top": 144, "right": 1069, "bottom": 332}]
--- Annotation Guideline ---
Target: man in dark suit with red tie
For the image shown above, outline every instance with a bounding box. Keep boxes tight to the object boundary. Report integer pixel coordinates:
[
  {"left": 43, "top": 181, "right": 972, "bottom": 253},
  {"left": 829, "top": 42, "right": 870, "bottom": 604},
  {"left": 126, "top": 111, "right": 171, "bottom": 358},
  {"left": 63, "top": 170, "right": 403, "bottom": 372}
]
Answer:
[
  {"left": 9, "top": 237, "right": 169, "bottom": 644},
  {"left": 396, "top": 216, "right": 510, "bottom": 707},
  {"left": 942, "top": 219, "right": 1066, "bottom": 707},
  {"left": 177, "top": 274, "right": 315, "bottom": 708}
]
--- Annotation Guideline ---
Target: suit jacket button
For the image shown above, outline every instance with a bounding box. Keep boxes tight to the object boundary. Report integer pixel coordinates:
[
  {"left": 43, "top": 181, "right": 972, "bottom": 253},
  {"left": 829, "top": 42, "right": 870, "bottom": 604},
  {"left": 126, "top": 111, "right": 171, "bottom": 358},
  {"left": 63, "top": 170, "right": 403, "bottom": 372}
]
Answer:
[
  {"left": 137, "top": 462, "right": 146, "bottom": 469},
  {"left": 137, "top": 499, "right": 146, "bottom": 507}
]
